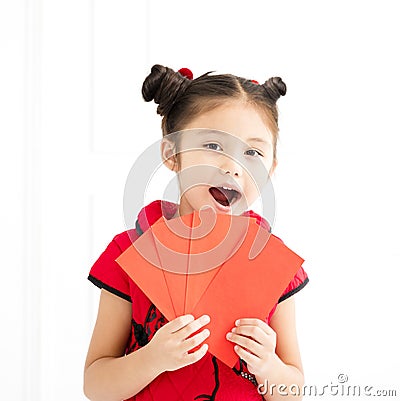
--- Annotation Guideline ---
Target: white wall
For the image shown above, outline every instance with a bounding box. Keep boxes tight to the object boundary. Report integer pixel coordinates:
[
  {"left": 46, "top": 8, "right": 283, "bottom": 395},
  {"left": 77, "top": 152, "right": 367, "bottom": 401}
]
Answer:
[{"left": 1, "top": 0, "right": 399, "bottom": 400}]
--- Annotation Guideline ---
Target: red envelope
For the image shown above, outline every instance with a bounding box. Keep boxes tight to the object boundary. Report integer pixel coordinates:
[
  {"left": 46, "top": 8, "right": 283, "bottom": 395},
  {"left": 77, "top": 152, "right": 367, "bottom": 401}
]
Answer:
[{"left": 115, "top": 208, "right": 304, "bottom": 367}]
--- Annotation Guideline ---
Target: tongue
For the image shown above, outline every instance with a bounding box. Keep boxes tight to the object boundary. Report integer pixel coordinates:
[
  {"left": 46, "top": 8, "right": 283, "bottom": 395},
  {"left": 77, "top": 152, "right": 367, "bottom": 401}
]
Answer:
[{"left": 209, "top": 187, "right": 230, "bottom": 206}]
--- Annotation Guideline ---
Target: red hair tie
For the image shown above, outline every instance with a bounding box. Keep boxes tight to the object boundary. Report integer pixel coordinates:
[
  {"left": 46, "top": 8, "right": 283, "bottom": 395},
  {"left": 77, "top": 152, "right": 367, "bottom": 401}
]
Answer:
[
  {"left": 251, "top": 79, "right": 259, "bottom": 84},
  {"left": 178, "top": 68, "right": 193, "bottom": 80}
]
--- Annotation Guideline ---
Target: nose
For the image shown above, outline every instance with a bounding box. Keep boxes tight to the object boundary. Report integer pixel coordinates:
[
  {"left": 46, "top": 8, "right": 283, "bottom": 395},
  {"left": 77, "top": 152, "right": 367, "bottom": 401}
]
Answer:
[{"left": 219, "top": 154, "right": 243, "bottom": 177}]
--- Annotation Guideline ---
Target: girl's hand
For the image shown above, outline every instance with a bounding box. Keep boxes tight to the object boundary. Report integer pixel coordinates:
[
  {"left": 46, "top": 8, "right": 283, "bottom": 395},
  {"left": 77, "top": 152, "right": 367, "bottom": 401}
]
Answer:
[
  {"left": 226, "top": 318, "right": 277, "bottom": 378},
  {"left": 146, "top": 314, "right": 211, "bottom": 374}
]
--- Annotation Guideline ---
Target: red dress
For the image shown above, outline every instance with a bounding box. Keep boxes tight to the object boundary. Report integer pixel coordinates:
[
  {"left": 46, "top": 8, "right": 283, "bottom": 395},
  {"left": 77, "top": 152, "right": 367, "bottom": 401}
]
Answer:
[{"left": 88, "top": 200, "right": 309, "bottom": 401}]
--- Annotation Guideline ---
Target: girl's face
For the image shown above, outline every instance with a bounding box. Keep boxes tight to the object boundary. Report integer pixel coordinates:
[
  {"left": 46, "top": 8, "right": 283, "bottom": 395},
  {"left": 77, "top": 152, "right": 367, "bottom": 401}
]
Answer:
[{"left": 163, "top": 101, "right": 277, "bottom": 217}]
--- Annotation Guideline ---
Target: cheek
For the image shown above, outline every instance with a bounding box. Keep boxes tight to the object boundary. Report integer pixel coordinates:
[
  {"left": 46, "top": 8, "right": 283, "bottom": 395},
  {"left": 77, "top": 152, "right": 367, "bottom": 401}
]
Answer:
[
  {"left": 178, "top": 155, "right": 217, "bottom": 184},
  {"left": 244, "top": 159, "right": 273, "bottom": 188},
  {"left": 181, "top": 186, "right": 209, "bottom": 205},
  {"left": 243, "top": 170, "right": 261, "bottom": 192},
  {"left": 179, "top": 151, "right": 209, "bottom": 169}
]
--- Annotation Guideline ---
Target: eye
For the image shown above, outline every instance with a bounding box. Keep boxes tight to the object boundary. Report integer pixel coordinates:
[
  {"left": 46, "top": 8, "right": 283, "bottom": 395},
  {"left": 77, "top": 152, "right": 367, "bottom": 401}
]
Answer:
[
  {"left": 245, "top": 149, "right": 264, "bottom": 157},
  {"left": 203, "top": 143, "right": 222, "bottom": 151}
]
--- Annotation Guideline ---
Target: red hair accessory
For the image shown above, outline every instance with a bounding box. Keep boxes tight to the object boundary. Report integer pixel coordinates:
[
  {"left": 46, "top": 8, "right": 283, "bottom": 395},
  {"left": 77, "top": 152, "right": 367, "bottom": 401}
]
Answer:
[
  {"left": 251, "top": 79, "right": 259, "bottom": 84},
  {"left": 178, "top": 68, "right": 193, "bottom": 80}
]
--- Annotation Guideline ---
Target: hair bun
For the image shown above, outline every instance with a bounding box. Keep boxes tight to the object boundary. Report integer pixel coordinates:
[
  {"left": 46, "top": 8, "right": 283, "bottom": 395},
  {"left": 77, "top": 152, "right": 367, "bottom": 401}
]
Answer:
[
  {"left": 262, "top": 77, "right": 287, "bottom": 102},
  {"left": 142, "top": 64, "right": 190, "bottom": 116}
]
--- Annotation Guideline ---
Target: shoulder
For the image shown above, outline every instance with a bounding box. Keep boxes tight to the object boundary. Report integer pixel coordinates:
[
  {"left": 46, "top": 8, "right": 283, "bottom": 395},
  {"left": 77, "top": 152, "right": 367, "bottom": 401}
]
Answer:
[
  {"left": 112, "top": 228, "right": 140, "bottom": 251},
  {"left": 274, "top": 233, "right": 309, "bottom": 302},
  {"left": 265, "top": 233, "right": 309, "bottom": 323},
  {"left": 87, "top": 228, "right": 140, "bottom": 303},
  {"left": 279, "top": 266, "right": 309, "bottom": 303}
]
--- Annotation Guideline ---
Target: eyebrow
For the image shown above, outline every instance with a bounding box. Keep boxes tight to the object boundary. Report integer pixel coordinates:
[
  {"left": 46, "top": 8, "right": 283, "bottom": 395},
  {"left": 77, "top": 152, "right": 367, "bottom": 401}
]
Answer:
[
  {"left": 246, "top": 137, "right": 271, "bottom": 145},
  {"left": 199, "top": 130, "right": 271, "bottom": 146}
]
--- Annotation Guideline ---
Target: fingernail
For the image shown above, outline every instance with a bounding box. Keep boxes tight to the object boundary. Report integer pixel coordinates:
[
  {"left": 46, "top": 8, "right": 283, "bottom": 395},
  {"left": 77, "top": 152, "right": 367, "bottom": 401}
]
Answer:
[
  {"left": 235, "top": 319, "right": 240, "bottom": 326},
  {"left": 201, "top": 315, "right": 210, "bottom": 323}
]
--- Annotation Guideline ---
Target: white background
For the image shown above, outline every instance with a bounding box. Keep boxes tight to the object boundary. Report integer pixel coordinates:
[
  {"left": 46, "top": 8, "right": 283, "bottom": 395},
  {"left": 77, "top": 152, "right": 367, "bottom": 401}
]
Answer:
[{"left": 1, "top": 0, "right": 399, "bottom": 400}]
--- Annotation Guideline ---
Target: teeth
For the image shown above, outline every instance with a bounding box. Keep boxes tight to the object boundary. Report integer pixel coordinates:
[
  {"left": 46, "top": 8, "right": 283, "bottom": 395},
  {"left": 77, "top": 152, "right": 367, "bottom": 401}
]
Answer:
[{"left": 221, "top": 186, "right": 235, "bottom": 191}]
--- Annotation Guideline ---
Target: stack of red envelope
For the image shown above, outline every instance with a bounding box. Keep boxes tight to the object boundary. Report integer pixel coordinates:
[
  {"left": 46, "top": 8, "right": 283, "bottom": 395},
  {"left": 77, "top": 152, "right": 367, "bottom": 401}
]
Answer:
[{"left": 115, "top": 208, "right": 304, "bottom": 368}]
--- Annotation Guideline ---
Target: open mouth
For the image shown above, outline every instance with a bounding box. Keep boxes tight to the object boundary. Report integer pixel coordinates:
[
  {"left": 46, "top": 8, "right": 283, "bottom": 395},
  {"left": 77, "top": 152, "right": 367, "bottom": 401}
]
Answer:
[{"left": 208, "top": 186, "right": 242, "bottom": 207}]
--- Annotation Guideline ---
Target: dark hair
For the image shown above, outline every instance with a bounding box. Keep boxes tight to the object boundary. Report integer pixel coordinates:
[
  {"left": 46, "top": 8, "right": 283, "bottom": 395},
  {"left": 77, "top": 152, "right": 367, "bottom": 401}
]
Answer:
[{"left": 142, "top": 64, "right": 286, "bottom": 162}]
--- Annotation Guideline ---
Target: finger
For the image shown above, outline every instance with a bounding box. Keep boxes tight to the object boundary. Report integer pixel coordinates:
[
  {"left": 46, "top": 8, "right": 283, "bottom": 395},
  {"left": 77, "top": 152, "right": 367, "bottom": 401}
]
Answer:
[
  {"left": 176, "top": 314, "right": 211, "bottom": 341},
  {"left": 230, "top": 325, "right": 266, "bottom": 345},
  {"left": 234, "top": 344, "right": 260, "bottom": 366},
  {"left": 235, "top": 318, "right": 274, "bottom": 335},
  {"left": 168, "top": 314, "right": 195, "bottom": 333},
  {"left": 182, "top": 343, "right": 209, "bottom": 367},
  {"left": 226, "top": 332, "right": 264, "bottom": 358},
  {"left": 181, "top": 328, "right": 210, "bottom": 353}
]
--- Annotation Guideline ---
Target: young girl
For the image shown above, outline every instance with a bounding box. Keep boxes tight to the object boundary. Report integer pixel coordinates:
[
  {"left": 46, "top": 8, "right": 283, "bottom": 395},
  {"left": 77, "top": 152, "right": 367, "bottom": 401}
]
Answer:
[{"left": 83, "top": 64, "right": 309, "bottom": 401}]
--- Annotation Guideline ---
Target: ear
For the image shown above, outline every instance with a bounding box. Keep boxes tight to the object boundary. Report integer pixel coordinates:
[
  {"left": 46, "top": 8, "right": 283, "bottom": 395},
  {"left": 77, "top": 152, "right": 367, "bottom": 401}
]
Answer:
[
  {"left": 160, "top": 139, "right": 179, "bottom": 172},
  {"left": 269, "top": 158, "right": 278, "bottom": 176}
]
